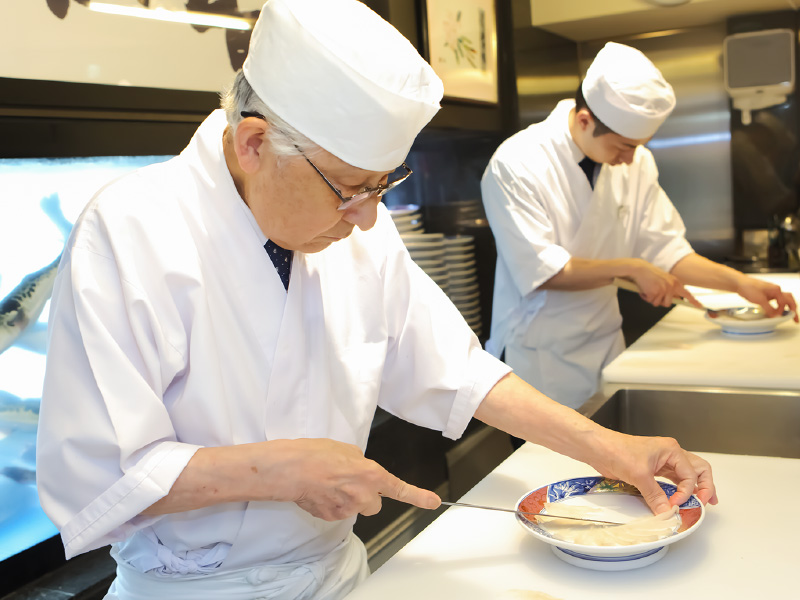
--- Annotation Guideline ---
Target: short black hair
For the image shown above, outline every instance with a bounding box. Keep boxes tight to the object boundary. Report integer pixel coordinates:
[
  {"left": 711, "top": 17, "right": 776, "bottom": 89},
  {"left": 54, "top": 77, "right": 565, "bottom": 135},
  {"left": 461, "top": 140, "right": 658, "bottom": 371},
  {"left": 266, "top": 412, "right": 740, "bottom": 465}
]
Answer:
[{"left": 575, "top": 83, "right": 614, "bottom": 138}]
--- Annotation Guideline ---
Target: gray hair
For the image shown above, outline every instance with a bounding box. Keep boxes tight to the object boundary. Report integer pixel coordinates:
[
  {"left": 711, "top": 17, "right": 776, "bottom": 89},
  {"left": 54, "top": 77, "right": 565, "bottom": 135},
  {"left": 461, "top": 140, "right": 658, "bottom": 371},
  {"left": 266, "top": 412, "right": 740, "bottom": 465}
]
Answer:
[{"left": 220, "top": 71, "right": 321, "bottom": 158}]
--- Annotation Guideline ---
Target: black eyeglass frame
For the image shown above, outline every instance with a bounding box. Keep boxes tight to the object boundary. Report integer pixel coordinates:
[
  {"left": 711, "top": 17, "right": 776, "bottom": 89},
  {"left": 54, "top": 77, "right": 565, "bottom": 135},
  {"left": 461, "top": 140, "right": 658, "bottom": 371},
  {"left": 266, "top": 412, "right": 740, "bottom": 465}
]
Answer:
[{"left": 240, "top": 111, "right": 413, "bottom": 211}]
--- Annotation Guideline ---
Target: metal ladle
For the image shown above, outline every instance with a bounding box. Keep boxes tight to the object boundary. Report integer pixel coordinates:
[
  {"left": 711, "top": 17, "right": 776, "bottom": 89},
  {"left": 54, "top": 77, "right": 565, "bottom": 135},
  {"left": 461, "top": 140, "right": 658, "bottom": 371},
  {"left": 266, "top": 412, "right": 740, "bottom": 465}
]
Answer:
[
  {"left": 705, "top": 306, "right": 766, "bottom": 320},
  {"left": 613, "top": 278, "right": 768, "bottom": 321}
]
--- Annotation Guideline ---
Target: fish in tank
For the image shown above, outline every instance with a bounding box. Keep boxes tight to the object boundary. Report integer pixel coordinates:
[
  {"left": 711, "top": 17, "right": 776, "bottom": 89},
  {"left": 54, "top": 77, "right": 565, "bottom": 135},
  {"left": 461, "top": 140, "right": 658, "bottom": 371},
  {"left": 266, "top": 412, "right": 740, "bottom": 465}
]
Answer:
[{"left": 0, "top": 155, "right": 172, "bottom": 564}]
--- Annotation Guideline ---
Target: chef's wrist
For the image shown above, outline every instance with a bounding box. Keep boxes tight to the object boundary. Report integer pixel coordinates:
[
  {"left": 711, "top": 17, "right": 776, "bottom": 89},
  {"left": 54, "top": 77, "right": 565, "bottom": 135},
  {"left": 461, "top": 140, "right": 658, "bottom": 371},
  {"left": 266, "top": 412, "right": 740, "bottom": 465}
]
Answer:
[
  {"left": 565, "top": 421, "right": 619, "bottom": 471},
  {"left": 614, "top": 258, "right": 648, "bottom": 282},
  {"left": 574, "top": 427, "right": 632, "bottom": 480},
  {"left": 732, "top": 271, "right": 759, "bottom": 296},
  {"left": 234, "top": 439, "right": 308, "bottom": 503},
  {"left": 171, "top": 441, "right": 302, "bottom": 506}
]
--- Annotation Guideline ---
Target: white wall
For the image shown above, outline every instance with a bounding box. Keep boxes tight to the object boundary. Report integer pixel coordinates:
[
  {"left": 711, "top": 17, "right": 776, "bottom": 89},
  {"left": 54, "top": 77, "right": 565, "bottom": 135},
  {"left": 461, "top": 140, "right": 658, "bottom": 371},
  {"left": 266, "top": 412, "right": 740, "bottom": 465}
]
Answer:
[{"left": 0, "top": 1, "right": 262, "bottom": 92}]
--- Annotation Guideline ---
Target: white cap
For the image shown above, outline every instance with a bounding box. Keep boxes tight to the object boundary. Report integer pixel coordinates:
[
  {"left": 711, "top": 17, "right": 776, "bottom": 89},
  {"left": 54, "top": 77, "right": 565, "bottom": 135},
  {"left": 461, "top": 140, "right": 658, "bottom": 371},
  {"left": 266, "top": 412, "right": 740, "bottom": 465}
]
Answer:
[
  {"left": 243, "top": 0, "right": 444, "bottom": 172},
  {"left": 582, "top": 42, "right": 675, "bottom": 140}
]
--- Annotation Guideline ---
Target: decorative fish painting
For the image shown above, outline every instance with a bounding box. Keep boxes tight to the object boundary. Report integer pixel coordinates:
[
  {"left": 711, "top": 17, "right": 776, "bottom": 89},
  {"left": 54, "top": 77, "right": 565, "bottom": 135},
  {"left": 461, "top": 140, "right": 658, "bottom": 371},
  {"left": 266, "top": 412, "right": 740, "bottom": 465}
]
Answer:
[
  {"left": 0, "top": 255, "right": 62, "bottom": 356},
  {"left": 0, "top": 391, "right": 40, "bottom": 429},
  {"left": 0, "top": 193, "right": 72, "bottom": 356},
  {"left": 44, "top": 0, "right": 258, "bottom": 71}
]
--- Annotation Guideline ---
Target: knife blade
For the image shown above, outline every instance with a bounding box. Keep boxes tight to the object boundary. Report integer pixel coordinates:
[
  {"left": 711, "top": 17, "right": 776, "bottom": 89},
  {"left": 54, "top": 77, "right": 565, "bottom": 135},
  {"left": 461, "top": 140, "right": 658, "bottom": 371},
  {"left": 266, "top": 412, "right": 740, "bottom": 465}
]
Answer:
[
  {"left": 440, "top": 501, "right": 625, "bottom": 525},
  {"left": 612, "top": 278, "right": 768, "bottom": 320}
]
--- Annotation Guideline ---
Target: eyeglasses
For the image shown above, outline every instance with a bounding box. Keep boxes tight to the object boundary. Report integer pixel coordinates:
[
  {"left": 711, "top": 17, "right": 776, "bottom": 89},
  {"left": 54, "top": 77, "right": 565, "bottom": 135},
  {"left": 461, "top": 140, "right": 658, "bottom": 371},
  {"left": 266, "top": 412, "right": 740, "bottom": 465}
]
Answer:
[
  {"left": 299, "top": 151, "right": 412, "bottom": 211},
  {"left": 240, "top": 111, "right": 412, "bottom": 211}
]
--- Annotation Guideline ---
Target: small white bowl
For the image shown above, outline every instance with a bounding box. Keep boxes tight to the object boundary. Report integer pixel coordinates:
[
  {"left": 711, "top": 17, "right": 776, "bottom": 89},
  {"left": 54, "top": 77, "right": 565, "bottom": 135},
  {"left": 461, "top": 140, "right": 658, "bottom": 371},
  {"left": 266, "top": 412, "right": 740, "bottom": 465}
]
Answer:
[
  {"left": 388, "top": 204, "right": 420, "bottom": 216},
  {"left": 449, "top": 290, "right": 480, "bottom": 303},
  {"left": 461, "top": 305, "right": 481, "bottom": 316},
  {"left": 704, "top": 309, "right": 795, "bottom": 336},
  {"left": 450, "top": 281, "right": 479, "bottom": 294},
  {"left": 443, "top": 235, "right": 474, "bottom": 246},
  {"left": 449, "top": 266, "right": 476, "bottom": 277},
  {"left": 516, "top": 476, "right": 705, "bottom": 571},
  {"left": 448, "top": 273, "right": 477, "bottom": 285},
  {"left": 414, "top": 259, "right": 446, "bottom": 269},
  {"left": 446, "top": 259, "right": 476, "bottom": 271},
  {"left": 395, "top": 224, "right": 423, "bottom": 234},
  {"left": 445, "top": 251, "right": 475, "bottom": 262},
  {"left": 392, "top": 213, "right": 421, "bottom": 222},
  {"left": 404, "top": 242, "right": 444, "bottom": 252},
  {"left": 454, "top": 298, "right": 481, "bottom": 312},
  {"left": 409, "top": 249, "right": 445, "bottom": 260},
  {"left": 421, "top": 265, "right": 448, "bottom": 276},
  {"left": 401, "top": 233, "right": 444, "bottom": 242}
]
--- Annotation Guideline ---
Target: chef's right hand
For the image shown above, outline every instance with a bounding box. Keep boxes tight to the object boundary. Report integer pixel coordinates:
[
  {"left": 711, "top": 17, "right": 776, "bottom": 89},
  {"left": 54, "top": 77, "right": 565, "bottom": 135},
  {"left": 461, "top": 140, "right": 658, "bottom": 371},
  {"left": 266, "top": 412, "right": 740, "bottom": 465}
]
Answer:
[
  {"left": 735, "top": 276, "right": 798, "bottom": 321},
  {"left": 630, "top": 260, "right": 703, "bottom": 309},
  {"left": 270, "top": 438, "right": 441, "bottom": 521}
]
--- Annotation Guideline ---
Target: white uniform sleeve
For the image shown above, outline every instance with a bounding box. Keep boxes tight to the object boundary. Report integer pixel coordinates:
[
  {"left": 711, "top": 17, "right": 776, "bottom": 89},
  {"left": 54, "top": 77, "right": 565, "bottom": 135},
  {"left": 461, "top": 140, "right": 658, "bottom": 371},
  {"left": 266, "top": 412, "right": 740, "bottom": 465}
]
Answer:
[
  {"left": 375, "top": 223, "right": 511, "bottom": 440},
  {"left": 632, "top": 152, "right": 694, "bottom": 271},
  {"left": 37, "top": 229, "right": 201, "bottom": 559},
  {"left": 481, "top": 153, "right": 571, "bottom": 296}
]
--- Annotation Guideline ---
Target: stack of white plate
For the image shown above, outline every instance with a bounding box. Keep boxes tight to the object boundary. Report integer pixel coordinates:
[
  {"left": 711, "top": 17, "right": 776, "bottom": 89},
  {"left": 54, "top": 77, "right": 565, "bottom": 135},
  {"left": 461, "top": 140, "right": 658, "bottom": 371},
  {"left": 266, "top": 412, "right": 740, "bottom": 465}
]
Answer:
[
  {"left": 389, "top": 204, "right": 424, "bottom": 235},
  {"left": 443, "top": 235, "right": 481, "bottom": 337},
  {"left": 401, "top": 232, "right": 448, "bottom": 292}
]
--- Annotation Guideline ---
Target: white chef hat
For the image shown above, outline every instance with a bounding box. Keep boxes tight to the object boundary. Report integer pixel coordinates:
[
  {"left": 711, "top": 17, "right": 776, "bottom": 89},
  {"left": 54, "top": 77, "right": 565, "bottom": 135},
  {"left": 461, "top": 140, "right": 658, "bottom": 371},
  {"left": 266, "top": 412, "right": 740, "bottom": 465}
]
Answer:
[
  {"left": 242, "top": 0, "right": 444, "bottom": 172},
  {"left": 582, "top": 42, "right": 675, "bottom": 140}
]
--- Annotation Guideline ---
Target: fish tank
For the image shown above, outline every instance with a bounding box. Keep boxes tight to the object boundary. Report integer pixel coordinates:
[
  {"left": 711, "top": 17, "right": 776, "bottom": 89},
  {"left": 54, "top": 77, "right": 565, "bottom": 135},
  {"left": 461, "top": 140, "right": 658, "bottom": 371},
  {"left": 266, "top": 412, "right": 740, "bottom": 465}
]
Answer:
[
  {"left": 0, "top": 72, "right": 217, "bottom": 595},
  {"left": 0, "top": 155, "right": 173, "bottom": 592}
]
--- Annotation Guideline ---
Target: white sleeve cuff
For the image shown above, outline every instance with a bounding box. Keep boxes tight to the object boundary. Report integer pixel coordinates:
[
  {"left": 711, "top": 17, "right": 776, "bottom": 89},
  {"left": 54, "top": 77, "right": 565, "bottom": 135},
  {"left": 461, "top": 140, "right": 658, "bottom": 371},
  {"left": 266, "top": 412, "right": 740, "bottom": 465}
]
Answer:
[
  {"left": 444, "top": 348, "right": 513, "bottom": 440},
  {"left": 652, "top": 237, "right": 694, "bottom": 273},
  {"left": 61, "top": 442, "right": 201, "bottom": 559}
]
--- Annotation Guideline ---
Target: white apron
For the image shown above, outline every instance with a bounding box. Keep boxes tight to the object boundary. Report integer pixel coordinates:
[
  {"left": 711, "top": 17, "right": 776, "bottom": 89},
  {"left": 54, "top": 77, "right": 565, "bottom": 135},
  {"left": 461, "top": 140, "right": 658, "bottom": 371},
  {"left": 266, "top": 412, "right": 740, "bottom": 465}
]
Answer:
[
  {"left": 106, "top": 532, "right": 368, "bottom": 600},
  {"left": 505, "top": 166, "right": 628, "bottom": 409}
]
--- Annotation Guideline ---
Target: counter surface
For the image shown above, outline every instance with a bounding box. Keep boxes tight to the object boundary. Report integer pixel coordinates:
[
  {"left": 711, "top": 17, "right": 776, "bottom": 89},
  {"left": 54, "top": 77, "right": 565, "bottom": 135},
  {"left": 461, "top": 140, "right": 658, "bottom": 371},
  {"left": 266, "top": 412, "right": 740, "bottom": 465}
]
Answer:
[
  {"left": 345, "top": 444, "right": 797, "bottom": 599},
  {"left": 603, "top": 273, "right": 800, "bottom": 390}
]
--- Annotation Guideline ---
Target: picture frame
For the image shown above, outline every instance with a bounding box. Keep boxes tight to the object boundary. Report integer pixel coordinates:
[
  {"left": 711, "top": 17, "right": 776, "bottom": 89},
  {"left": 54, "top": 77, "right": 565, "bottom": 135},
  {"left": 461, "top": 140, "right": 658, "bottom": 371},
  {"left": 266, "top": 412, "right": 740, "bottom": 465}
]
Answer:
[{"left": 422, "top": 0, "right": 499, "bottom": 105}]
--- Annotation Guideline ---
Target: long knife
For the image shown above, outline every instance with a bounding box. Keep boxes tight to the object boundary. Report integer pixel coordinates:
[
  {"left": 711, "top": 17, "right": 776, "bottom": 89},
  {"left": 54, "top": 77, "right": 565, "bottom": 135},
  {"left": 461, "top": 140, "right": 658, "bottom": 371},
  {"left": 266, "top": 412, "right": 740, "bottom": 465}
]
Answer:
[{"left": 440, "top": 501, "right": 625, "bottom": 525}]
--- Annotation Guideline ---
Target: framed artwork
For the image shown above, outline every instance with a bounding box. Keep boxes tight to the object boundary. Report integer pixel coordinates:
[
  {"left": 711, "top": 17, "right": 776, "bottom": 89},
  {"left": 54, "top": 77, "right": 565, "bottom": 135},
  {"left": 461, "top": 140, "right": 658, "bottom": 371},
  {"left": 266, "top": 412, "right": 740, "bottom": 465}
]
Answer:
[{"left": 423, "top": 0, "right": 498, "bottom": 104}]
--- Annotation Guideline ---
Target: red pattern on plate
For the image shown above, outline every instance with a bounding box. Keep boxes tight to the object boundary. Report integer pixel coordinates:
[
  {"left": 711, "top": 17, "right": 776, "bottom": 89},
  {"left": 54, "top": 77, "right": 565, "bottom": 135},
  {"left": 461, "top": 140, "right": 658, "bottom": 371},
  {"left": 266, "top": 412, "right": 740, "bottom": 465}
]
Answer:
[
  {"left": 678, "top": 507, "right": 702, "bottom": 532},
  {"left": 518, "top": 487, "right": 547, "bottom": 515}
]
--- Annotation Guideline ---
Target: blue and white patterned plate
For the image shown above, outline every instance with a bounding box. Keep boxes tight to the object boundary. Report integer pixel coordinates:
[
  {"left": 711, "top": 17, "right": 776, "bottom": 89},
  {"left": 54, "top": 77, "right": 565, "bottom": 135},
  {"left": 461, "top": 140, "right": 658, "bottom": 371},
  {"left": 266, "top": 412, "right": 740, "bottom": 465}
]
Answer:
[{"left": 516, "top": 476, "right": 705, "bottom": 571}]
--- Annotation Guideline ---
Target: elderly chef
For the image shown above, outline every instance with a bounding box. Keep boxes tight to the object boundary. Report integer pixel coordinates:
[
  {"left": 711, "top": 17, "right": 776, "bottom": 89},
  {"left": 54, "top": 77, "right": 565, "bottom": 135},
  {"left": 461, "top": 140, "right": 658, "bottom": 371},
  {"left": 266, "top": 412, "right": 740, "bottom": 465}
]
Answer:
[
  {"left": 481, "top": 42, "right": 797, "bottom": 410},
  {"left": 37, "top": 7, "right": 718, "bottom": 600}
]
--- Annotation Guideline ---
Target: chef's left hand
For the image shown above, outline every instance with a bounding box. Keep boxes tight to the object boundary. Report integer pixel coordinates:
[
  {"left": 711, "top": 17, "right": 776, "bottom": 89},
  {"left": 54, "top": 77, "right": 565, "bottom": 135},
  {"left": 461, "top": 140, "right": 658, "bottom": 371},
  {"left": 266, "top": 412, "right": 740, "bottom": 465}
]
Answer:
[
  {"left": 735, "top": 277, "right": 798, "bottom": 321},
  {"left": 477, "top": 374, "right": 718, "bottom": 516},
  {"left": 589, "top": 431, "right": 718, "bottom": 515}
]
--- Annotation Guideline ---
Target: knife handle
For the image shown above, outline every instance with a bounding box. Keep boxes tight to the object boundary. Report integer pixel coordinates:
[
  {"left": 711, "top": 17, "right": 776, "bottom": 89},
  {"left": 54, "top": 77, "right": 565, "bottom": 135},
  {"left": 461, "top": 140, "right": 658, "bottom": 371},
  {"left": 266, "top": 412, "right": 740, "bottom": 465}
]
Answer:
[{"left": 612, "top": 278, "right": 698, "bottom": 308}]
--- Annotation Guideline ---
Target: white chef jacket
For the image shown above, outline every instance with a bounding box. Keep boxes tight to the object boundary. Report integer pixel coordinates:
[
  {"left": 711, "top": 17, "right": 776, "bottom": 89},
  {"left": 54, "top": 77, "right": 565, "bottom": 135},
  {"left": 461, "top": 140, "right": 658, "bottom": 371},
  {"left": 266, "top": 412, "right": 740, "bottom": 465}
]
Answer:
[
  {"left": 37, "top": 110, "right": 511, "bottom": 589},
  {"left": 481, "top": 100, "right": 692, "bottom": 409}
]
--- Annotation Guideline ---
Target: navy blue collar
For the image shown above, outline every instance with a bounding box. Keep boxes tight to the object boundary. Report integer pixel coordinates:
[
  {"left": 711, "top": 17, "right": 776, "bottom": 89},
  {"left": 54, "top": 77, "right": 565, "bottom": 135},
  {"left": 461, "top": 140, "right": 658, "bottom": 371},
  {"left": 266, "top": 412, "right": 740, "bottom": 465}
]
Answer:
[{"left": 264, "top": 239, "right": 293, "bottom": 290}]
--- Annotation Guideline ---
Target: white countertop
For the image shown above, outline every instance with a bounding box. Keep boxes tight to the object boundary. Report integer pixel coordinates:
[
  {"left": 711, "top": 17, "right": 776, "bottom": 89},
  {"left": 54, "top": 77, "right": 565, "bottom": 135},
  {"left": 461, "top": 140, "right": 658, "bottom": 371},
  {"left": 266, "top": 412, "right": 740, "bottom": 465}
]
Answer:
[
  {"left": 345, "top": 444, "right": 799, "bottom": 599},
  {"left": 603, "top": 273, "right": 800, "bottom": 390}
]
